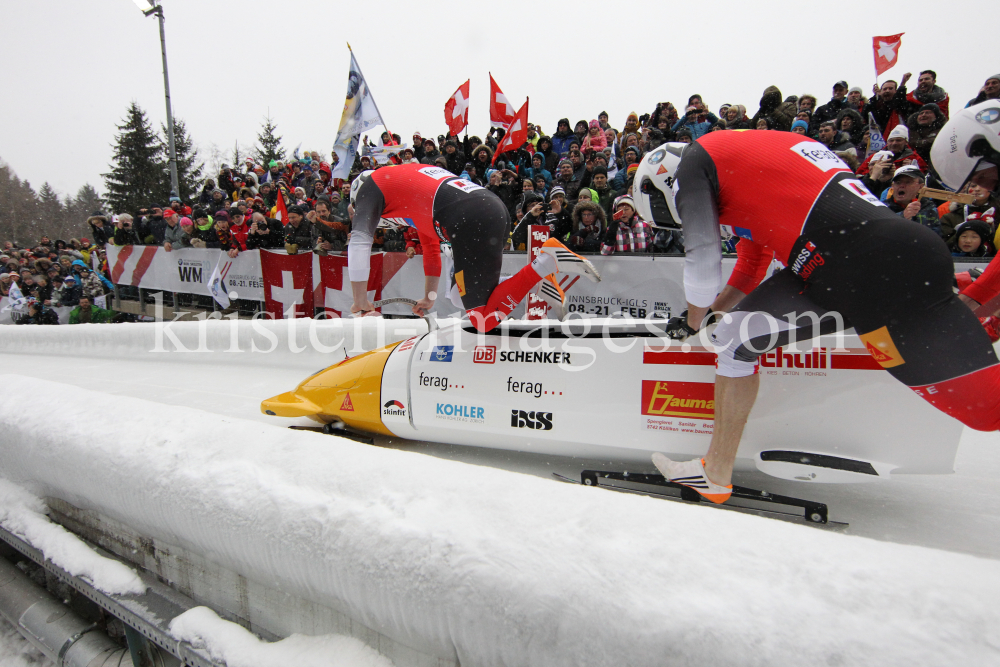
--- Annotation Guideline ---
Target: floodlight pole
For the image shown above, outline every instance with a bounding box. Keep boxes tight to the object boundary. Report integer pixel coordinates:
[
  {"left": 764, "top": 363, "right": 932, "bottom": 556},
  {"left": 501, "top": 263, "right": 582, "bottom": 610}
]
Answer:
[{"left": 143, "top": 1, "right": 179, "bottom": 198}]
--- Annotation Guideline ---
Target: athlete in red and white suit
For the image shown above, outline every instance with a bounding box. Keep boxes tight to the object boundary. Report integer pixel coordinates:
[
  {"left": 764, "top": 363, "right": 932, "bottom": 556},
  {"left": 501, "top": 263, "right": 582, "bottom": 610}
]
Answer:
[
  {"left": 647, "top": 129, "right": 1000, "bottom": 503},
  {"left": 348, "top": 163, "right": 599, "bottom": 330}
]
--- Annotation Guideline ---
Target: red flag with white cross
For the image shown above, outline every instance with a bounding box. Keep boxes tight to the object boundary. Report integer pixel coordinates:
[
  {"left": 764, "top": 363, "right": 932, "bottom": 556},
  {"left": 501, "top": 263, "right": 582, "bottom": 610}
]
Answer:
[
  {"left": 872, "top": 33, "right": 904, "bottom": 77},
  {"left": 260, "top": 250, "right": 313, "bottom": 318},
  {"left": 489, "top": 73, "right": 515, "bottom": 129},
  {"left": 491, "top": 98, "right": 529, "bottom": 164},
  {"left": 444, "top": 80, "right": 470, "bottom": 137}
]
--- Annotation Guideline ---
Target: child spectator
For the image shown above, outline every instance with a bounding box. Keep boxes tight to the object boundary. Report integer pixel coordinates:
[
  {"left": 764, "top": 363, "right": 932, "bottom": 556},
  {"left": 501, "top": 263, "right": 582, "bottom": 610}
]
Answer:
[{"left": 949, "top": 219, "right": 993, "bottom": 257}]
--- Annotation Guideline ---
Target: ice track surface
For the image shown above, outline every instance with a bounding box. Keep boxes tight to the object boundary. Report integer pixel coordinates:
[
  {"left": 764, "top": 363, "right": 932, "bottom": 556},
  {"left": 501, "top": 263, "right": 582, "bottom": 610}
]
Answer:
[
  {"left": 0, "top": 320, "right": 999, "bottom": 666},
  {"left": 1, "top": 319, "right": 997, "bottom": 558}
]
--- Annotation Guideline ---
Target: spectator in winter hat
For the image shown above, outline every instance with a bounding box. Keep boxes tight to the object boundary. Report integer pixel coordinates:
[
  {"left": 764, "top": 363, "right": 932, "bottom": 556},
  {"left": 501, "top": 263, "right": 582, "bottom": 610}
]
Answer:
[
  {"left": 725, "top": 105, "right": 751, "bottom": 130},
  {"left": 582, "top": 120, "right": 607, "bottom": 155},
  {"left": 940, "top": 182, "right": 999, "bottom": 243},
  {"left": 791, "top": 119, "right": 809, "bottom": 135},
  {"left": 846, "top": 86, "right": 866, "bottom": 111},
  {"left": 601, "top": 195, "right": 653, "bottom": 255},
  {"left": 886, "top": 165, "right": 940, "bottom": 235},
  {"left": 905, "top": 103, "right": 947, "bottom": 163},
  {"left": 858, "top": 122, "right": 928, "bottom": 192},
  {"left": 553, "top": 159, "right": 581, "bottom": 201},
  {"left": 948, "top": 219, "right": 993, "bottom": 257},
  {"left": 967, "top": 74, "right": 1000, "bottom": 107}
]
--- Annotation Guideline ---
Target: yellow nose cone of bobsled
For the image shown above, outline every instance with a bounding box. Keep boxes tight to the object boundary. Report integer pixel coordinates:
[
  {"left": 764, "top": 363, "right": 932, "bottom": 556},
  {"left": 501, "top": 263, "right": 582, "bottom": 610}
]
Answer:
[{"left": 261, "top": 342, "right": 399, "bottom": 436}]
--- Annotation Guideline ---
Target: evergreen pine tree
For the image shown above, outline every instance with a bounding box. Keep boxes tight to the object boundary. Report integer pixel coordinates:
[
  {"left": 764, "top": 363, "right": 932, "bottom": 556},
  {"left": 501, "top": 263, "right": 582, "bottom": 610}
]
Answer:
[
  {"left": 252, "top": 114, "right": 286, "bottom": 166},
  {"left": 102, "top": 102, "right": 165, "bottom": 213},
  {"left": 230, "top": 141, "right": 245, "bottom": 169},
  {"left": 73, "top": 184, "right": 104, "bottom": 217},
  {"left": 162, "top": 118, "right": 203, "bottom": 203},
  {"left": 38, "top": 182, "right": 63, "bottom": 226}
]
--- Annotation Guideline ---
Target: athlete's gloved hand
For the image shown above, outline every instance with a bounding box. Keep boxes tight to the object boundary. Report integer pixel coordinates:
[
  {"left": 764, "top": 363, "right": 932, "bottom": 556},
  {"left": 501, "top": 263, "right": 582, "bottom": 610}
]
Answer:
[{"left": 665, "top": 310, "right": 700, "bottom": 341}]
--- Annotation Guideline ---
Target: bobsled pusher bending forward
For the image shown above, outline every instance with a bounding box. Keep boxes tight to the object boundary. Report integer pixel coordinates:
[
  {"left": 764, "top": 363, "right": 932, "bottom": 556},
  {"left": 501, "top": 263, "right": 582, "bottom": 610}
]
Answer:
[
  {"left": 347, "top": 163, "right": 600, "bottom": 329},
  {"left": 633, "top": 107, "right": 1000, "bottom": 505}
]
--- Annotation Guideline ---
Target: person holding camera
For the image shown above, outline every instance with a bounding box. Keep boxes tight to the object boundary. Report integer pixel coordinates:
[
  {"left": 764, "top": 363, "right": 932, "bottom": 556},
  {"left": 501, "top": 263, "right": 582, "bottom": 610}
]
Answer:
[
  {"left": 112, "top": 214, "right": 141, "bottom": 246},
  {"left": 600, "top": 196, "right": 652, "bottom": 255},
  {"left": 245, "top": 212, "right": 284, "bottom": 250}
]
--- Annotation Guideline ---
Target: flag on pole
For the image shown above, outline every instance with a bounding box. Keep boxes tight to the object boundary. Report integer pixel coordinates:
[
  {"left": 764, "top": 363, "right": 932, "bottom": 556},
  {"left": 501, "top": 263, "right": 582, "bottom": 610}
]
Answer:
[
  {"left": 489, "top": 74, "right": 515, "bottom": 128},
  {"left": 207, "top": 256, "right": 232, "bottom": 309},
  {"left": 444, "top": 80, "right": 470, "bottom": 137},
  {"left": 865, "top": 112, "right": 887, "bottom": 159},
  {"left": 1, "top": 280, "right": 26, "bottom": 313},
  {"left": 331, "top": 49, "right": 385, "bottom": 179},
  {"left": 491, "top": 98, "right": 529, "bottom": 164},
  {"left": 873, "top": 33, "right": 904, "bottom": 77},
  {"left": 274, "top": 187, "right": 289, "bottom": 225}
]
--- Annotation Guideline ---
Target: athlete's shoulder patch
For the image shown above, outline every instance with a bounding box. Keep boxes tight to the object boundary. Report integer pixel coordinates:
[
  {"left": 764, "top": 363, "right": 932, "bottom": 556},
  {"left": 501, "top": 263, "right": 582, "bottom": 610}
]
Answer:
[
  {"left": 789, "top": 141, "right": 849, "bottom": 172},
  {"left": 417, "top": 166, "right": 454, "bottom": 180},
  {"left": 446, "top": 178, "right": 484, "bottom": 193},
  {"left": 839, "top": 179, "right": 886, "bottom": 207},
  {"left": 859, "top": 326, "right": 905, "bottom": 369}
]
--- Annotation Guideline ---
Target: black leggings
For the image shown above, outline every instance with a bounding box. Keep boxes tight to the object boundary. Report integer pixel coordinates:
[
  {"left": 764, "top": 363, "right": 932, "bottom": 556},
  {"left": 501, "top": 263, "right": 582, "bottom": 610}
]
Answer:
[
  {"left": 713, "top": 217, "right": 997, "bottom": 388},
  {"left": 432, "top": 186, "right": 510, "bottom": 310}
]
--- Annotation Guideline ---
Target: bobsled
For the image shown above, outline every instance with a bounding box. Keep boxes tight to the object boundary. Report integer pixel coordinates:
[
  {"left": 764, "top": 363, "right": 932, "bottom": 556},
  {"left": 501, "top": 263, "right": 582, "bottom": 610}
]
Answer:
[{"left": 262, "top": 318, "right": 963, "bottom": 485}]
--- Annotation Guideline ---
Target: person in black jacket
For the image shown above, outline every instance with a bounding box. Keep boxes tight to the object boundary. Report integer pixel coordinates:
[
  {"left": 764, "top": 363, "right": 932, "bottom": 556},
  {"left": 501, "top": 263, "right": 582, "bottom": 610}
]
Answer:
[
  {"left": 112, "top": 214, "right": 141, "bottom": 246},
  {"left": 16, "top": 300, "right": 59, "bottom": 325},
  {"left": 810, "top": 81, "right": 851, "bottom": 133},
  {"left": 284, "top": 206, "right": 315, "bottom": 254},
  {"left": 245, "top": 213, "right": 284, "bottom": 249},
  {"left": 87, "top": 213, "right": 113, "bottom": 246}
]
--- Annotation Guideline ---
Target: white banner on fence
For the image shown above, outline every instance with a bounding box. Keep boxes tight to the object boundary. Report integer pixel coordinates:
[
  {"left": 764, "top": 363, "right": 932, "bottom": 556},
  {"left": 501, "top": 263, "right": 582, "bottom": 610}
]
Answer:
[{"left": 99, "top": 245, "right": 996, "bottom": 322}]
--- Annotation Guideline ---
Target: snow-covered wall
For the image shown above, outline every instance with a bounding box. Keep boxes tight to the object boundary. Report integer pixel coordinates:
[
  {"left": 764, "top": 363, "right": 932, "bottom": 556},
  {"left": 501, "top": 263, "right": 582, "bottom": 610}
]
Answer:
[
  {"left": 1, "top": 375, "right": 998, "bottom": 666},
  {"left": 0, "top": 317, "right": 429, "bottom": 366}
]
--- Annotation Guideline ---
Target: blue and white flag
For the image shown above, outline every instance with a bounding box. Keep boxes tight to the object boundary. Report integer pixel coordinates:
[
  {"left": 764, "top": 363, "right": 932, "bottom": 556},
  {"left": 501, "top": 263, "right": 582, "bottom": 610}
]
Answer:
[
  {"left": 207, "top": 256, "right": 231, "bottom": 309},
  {"left": 1, "top": 280, "right": 26, "bottom": 313},
  {"left": 865, "top": 112, "right": 886, "bottom": 160},
  {"left": 332, "top": 51, "right": 385, "bottom": 179}
]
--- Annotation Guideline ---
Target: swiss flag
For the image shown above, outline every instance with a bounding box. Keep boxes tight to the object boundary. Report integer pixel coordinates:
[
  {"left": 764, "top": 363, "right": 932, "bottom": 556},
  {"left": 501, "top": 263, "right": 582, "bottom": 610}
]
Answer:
[
  {"left": 315, "top": 252, "right": 409, "bottom": 317},
  {"left": 489, "top": 73, "right": 515, "bottom": 129},
  {"left": 274, "top": 187, "right": 289, "bottom": 225},
  {"left": 260, "top": 250, "right": 313, "bottom": 318},
  {"left": 491, "top": 98, "right": 529, "bottom": 164},
  {"left": 444, "top": 80, "right": 470, "bottom": 137},
  {"left": 873, "top": 33, "right": 904, "bottom": 77}
]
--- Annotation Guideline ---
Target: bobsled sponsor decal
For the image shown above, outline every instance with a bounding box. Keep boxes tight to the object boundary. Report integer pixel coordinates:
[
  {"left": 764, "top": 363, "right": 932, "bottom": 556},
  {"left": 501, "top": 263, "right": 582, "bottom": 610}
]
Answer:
[
  {"left": 418, "top": 372, "right": 462, "bottom": 391},
  {"left": 506, "top": 377, "right": 561, "bottom": 397},
  {"left": 446, "top": 178, "right": 484, "bottom": 193},
  {"left": 418, "top": 166, "right": 454, "bottom": 180},
  {"left": 474, "top": 345, "right": 496, "bottom": 363},
  {"left": 840, "top": 179, "right": 885, "bottom": 207},
  {"left": 429, "top": 345, "right": 454, "bottom": 362},
  {"left": 759, "top": 346, "right": 882, "bottom": 372},
  {"left": 790, "top": 141, "right": 849, "bottom": 172},
  {"left": 398, "top": 337, "right": 417, "bottom": 352},
  {"left": 975, "top": 107, "right": 1000, "bottom": 125},
  {"left": 436, "top": 402, "right": 486, "bottom": 424},
  {"left": 499, "top": 350, "right": 572, "bottom": 364},
  {"left": 858, "top": 326, "right": 905, "bottom": 369},
  {"left": 382, "top": 400, "right": 406, "bottom": 417},
  {"left": 643, "top": 345, "right": 716, "bottom": 366},
  {"left": 340, "top": 393, "right": 355, "bottom": 411},
  {"left": 510, "top": 409, "right": 553, "bottom": 430},
  {"left": 641, "top": 381, "right": 715, "bottom": 420},
  {"left": 720, "top": 225, "right": 754, "bottom": 242}
]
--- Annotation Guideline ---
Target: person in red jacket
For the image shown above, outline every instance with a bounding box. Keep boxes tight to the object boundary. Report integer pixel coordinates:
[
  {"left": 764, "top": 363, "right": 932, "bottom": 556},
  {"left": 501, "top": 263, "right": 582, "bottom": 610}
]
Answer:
[
  {"left": 347, "top": 164, "right": 601, "bottom": 330},
  {"left": 634, "top": 128, "right": 1000, "bottom": 505}
]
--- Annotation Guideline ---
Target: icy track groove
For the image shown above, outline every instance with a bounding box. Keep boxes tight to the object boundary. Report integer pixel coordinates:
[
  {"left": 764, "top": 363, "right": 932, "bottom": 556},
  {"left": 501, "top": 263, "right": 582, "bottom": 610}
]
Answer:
[{"left": 0, "top": 322, "right": 999, "bottom": 665}]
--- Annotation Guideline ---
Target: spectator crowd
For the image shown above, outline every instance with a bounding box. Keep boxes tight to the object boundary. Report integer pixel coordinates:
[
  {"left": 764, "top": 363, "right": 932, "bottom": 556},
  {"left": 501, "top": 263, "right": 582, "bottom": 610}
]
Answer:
[{"left": 3, "top": 71, "right": 999, "bottom": 325}]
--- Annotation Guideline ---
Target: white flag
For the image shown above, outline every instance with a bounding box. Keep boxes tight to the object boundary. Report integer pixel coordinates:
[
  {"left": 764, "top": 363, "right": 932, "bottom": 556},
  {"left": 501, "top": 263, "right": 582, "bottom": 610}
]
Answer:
[
  {"left": 331, "top": 51, "right": 385, "bottom": 179},
  {"left": 1, "top": 280, "right": 26, "bottom": 314},
  {"left": 208, "top": 256, "right": 231, "bottom": 309},
  {"left": 607, "top": 137, "right": 619, "bottom": 180}
]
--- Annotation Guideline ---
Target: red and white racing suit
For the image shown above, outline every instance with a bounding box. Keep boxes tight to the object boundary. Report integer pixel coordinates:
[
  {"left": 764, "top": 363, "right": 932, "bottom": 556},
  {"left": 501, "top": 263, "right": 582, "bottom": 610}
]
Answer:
[{"left": 676, "top": 130, "right": 1000, "bottom": 431}]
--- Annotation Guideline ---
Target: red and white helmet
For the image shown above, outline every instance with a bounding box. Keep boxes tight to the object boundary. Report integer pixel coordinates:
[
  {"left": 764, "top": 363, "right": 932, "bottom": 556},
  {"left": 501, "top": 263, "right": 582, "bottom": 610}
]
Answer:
[
  {"left": 632, "top": 143, "right": 686, "bottom": 228},
  {"left": 930, "top": 100, "right": 1000, "bottom": 196},
  {"left": 349, "top": 170, "right": 376, "bottom": 207}
]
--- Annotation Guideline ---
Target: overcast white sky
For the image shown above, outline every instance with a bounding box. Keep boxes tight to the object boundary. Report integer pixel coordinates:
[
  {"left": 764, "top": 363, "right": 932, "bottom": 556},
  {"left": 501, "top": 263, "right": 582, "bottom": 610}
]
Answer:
[{"left": 0, "top": 0, "right": 994, "bottom": 204}]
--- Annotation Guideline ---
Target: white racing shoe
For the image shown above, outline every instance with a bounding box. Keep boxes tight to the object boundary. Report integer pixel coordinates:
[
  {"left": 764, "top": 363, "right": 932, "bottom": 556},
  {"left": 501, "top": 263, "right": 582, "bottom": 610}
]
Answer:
[
  {"left": 539, "top": 238, "right": 602, "bottom": 282},
  {"left": 537, "top": 275, "right": 567, "bottom": 320},
  {"left": 651, "top": 453, "right": 733, "bottom": 504}
]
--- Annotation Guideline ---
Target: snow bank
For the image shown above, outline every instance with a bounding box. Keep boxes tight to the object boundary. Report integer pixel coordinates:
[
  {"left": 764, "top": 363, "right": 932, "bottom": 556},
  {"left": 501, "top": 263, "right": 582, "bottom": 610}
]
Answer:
[
  {"left": 169, "top": 607, "right": 393, "bottom": 667},
  {"left": 0, "top": 618, "right": 52, "bottom": 667},
  {"left": 0, "top": 317, "right": 429, "bottom": 367},
  {"left": 0, "top": 479, "right": 145, "bottom": 596},
  {"left": 1, "top": 375, "right": 999, "bottom": 666}
]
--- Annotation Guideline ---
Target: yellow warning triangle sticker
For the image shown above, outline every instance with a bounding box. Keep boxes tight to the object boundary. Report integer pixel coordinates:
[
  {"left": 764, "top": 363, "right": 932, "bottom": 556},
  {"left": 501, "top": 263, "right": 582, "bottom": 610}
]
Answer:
[{"left": 340, "top": 393, "right": 355, "bottom": 411}]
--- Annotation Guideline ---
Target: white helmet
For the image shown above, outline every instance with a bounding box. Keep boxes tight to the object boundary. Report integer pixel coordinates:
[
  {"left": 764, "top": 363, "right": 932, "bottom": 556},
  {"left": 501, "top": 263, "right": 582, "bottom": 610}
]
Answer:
[
  {"left": 349, "top": 170, "right": 376, "bottom": 206},
  {"left": 633, "top": 143, "right": 686, "bottom": 228},
  {"left": 930, "top": 100, "right": 1000, "bottom": 195}
]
